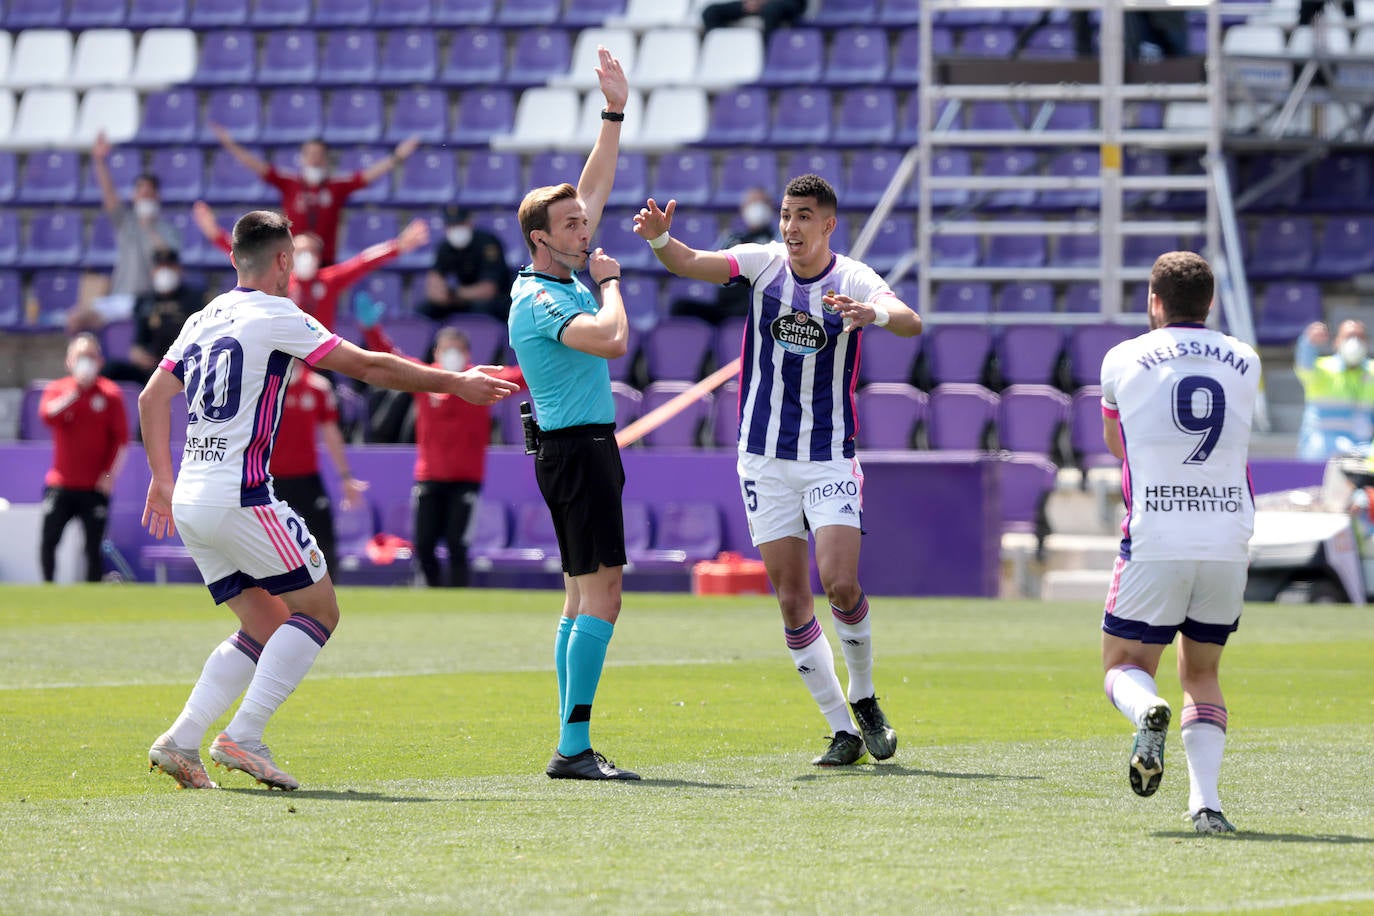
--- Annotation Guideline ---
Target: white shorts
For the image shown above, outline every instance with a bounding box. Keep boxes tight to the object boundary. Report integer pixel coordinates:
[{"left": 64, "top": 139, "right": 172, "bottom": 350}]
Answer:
[
  {"left": 173, "top": 499, "right": 328, "bottom": 604},
  {"left": 736, "top": 452, "right": 864, "bottom": 546},
  {"left": 1102, "top": 557, "right": 1246, "bottom": 646}
]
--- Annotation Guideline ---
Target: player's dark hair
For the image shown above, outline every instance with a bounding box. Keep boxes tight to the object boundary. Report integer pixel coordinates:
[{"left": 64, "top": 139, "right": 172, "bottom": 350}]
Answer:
[
  {"left": 783, "top": 174, "right": 838, "bottom": 212},
  {"left": 517, "top": 183, "right": 579, "bottom": 256},
  {"left": 232, "top": 210, "right": 293, "bottom": 275},
  {"left": 1150, "top": 251, "right": 1213, "bottom": 323}
]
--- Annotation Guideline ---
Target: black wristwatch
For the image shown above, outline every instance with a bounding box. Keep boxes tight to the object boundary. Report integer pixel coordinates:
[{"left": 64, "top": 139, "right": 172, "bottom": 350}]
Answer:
[{"left": 600, "top": 109, "right": 625, "bottom": 122}]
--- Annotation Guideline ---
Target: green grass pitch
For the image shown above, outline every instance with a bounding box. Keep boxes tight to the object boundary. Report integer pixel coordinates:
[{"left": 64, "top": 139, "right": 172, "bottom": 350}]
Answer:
[{"left": 2, "top": 584, "right": 1373, "bottom": 914}]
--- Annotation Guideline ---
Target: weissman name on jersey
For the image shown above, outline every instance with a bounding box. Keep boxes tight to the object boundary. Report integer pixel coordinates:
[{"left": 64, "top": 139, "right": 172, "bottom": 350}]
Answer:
[{"left": 1133, "top": 339, "right": 1254, "bottom": 375}]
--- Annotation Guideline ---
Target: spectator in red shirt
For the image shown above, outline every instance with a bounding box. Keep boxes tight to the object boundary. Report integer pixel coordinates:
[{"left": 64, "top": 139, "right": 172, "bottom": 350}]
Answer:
[
  {"left": 361, "top": 309, "right": 523, "bottom": 587},
  {"left": 269, "top": 364, "right": 368, "bottom": 573},
  {"left": 39, "top": 333, "right": 130, "bottom": 582},
  {"left": 209, "top": 128, "right": 419, "bottom": 264},
  {"left": 193, "top": 200, "right": 430, "bottom": 332}
]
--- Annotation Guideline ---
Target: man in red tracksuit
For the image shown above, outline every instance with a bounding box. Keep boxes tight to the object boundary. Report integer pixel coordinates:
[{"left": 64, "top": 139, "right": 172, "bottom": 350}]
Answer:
[
  {"left": 268, "top": 364, "right": 369, "bottom": 573},
  {"left": 193, "top": 200, "right": 429, "bottom": 332},
  {"left": 362, "top": 316, "right": 523, "bottom": 587},
  {"left": 39, "top": 333, "right": 130, "bottom": 582}
]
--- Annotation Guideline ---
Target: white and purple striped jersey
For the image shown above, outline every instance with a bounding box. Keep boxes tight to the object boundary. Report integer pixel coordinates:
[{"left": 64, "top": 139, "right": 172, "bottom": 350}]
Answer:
[
  {"left": 1101, "top": 323, "right": 1260, "bottom": 562},
  {"left": 725, "top": 242, "right": 896, "bottom": 461},
  {"left": 159, "top": 286, "right": 341, "bottom": 508}
]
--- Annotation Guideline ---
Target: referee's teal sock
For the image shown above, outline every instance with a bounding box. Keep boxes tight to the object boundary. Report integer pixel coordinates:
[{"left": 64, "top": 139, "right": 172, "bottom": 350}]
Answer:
[
  {"left": 554, "top": 615, "right": 574, "bottom": 724},
  {"left": 558, "top": 615, "right": 614, "bottom": 757}
]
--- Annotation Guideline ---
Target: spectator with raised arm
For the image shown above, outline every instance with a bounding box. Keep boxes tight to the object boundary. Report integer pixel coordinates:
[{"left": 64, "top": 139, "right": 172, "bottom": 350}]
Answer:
[{"left": 92, "top": 131, "right": 180, "bottom": 298}]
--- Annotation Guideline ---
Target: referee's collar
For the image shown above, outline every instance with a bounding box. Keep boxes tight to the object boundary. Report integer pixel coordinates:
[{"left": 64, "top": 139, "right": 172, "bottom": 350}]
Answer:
[{"left": 519, "top": 267, "right": 574, "bottom": 285}]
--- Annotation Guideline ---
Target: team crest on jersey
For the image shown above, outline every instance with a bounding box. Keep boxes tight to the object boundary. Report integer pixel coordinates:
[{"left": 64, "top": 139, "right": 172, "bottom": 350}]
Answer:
[
  {"left": 771, "top": 310, "right": 827, "bottom": 355},
  {"left": 308, "top": 549, "right": 321, "bottom": 568},
  {"left": 822, "top": 289, "right": 841, "bottom": 314},
  {"left": 303, "top": 315, "right": 322, "bottom": 334}
]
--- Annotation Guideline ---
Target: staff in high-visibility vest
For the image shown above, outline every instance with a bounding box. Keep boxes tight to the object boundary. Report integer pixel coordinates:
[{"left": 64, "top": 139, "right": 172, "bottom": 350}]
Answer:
[{"left": 1296, "top": 319, "right": 1374, "bottom": 461}]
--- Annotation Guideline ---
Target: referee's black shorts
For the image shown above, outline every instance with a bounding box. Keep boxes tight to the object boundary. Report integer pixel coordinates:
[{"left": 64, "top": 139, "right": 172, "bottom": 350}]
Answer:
[{"left": 534, "top": 423, "right": 626, "bottom": 577}]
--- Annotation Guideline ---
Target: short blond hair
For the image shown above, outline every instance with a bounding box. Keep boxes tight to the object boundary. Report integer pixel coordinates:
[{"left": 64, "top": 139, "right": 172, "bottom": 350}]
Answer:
[{"left": 517, "top": 183, "right": 579, "bottom": 257}]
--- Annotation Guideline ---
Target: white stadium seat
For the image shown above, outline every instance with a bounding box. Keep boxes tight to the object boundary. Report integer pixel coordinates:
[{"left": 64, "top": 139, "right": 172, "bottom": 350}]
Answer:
[
  {"left": 608, "top": 0, "right": 694, "bottom": 29},
  {"left": 556, "top": 28, "right": 637, "bottom": 90},
  {"left": 74, "top": 87, "right": 140, "bottom": 144},
  {"left": 491, "top": 87, "right": 581, "bottom": 151},
  {"left": 130, "top": 29, "right": 198, "bottom": 89},
  {"left": 696, "top": 28, "right": 763, "bottom": 90},
  {"left": 627, "top": 87, "right": 707, "bottom": 150},
  {"left": 67, "top": 29, "right": 135, "bottom": 88},
  {"left": 4, "top": 88, "right": 77, "bottom": 147},
  {"left": 0, "top": 33, "right": 12, "bottom": 86},
  {"left": 634, "top": 28, "right": 699, "bottom": 89},
  {"left": 6, "top": 30, "right": 73, "bottom": 90},
  {"left": 0, "top": 90, "right": 15, "bottom": 140},
  {"left": 572, "top": 87, "right": 643, "bottom": 147},
  {"left": 1288, "top": 24, "right": 1352, "bottom": 54}
]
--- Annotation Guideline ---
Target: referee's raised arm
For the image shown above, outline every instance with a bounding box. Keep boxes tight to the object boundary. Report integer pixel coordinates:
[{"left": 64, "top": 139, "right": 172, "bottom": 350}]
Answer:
[{"left": 576, "top": 46, "right": 628, "bottom": 241}]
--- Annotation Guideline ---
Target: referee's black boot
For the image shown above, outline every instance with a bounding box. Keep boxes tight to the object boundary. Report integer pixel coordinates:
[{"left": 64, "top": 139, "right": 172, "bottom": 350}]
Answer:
[{"left": 546, "top": 748, "right": 641, "bottom": 780}]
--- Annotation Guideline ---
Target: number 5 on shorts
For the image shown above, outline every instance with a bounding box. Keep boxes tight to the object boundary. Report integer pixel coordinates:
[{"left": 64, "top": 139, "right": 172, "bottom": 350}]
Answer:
[{"left": 742, "top": 479, "right": 758, "bottom": 513}]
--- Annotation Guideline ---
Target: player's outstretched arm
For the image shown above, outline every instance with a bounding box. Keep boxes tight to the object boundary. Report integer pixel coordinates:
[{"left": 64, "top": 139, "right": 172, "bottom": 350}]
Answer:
[
  {"left": 633, "top": 198, "right": 732, "bottom": 285},
  {"left": 823, "top": 292, "right": 923, "bottom": 338},
  {"left": 315, "top": 339, "right": 519, "bottom": 405}
]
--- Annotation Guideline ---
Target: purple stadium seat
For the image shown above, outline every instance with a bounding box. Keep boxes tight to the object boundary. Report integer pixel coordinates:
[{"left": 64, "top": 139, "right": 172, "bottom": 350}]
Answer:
[
  {"left": 1247, "top": 216, "right": 1314, "bottom": 279},
  {"left": 1039, "top": 149, "right": 1099, "bottom": 210},
  {"left": 378, "top": 29, "right": 437, "bottom": 84},
  {"left": 1020, "top": 24, "right": 1077, "bottom": 58},
  {"left": 965, "top": 100, "right": 1029, "bottom": 131},
  {"left": 496, "top": 0, "right": 560, "bottom": 24},
  {"left": 667, "top": 213, "right": 720, "bottom": 253},
  {"left": 322, "top": 89, "right": 383, "bottom": 143},
  {"left": 941, "top": 7, "right": 1003, "bottom": 25},
  {"left": 641, "top": 381, "right": 711, "bottom": 447},
  {"left": 505, "top": 28, "right": 571, "bottom": 88},
  {"left": 21, "top": 383, "right": 52, "bottom": 439},
  {"left": 250, "top": 0, "right": 309, "bottom": 26},
  {"left": 714, "top": 317, "right": 747, "bottom": 369},
  {"left": 1239, "top": 154, "right": 1304, "bottom": 212},
  {"left": 925, "top": 324, "right": 993, "bottom": 385},
  {"left": 999, "top": 453, "right": 1058, "bottom": 537},
  {"left": 713, "top": 150, "right": 778, "bottom": 208},
  {"left": 190, "top": 0, "right": 248, "bottom": 25},
  {"left": 338, "top": 210, "right": 398, "bottom": 261},
  {"left": 80, "top": 148, "right": 140, "bottom": 205},
  {"left": 0, "top": 271, "right": 22, "bottom": 328},
  {"left": 7, "top": 0, "right": 66, "bottom": 25},
  {"left": 336, "top": 147, "right": 391, "bottom": 203},
  {"left": 1312, "top": 218, "right": 1374, "bottom": 278},
  {"left": 845, "top": 151, "right": 903, "bottom": 208},
  {"left": 856, "top": 383, "right": 926, "bottom": 449},
  {"left": 452, "top": 90, "right": 515, "bottom": 146},
  {"left": 607, "top": 152, "right": 649, "bottom": 208},
  {"left": 526, "top": 151, "right": 580, "bottom": 192},
  {"left": 654, "top": 151, "right": 713, "bottom": 207},
  {"left": 69, "top": 0, "right": 129, "bottom": 26},
  {"left": 769, "top": 88, "right": 833, "bottom": 145},
  {"left": 927, "top": 383, "right": 999, "bottom": 451},
  {"left": 998, "top": 385, "right": 1070, "bottom": 455},
  {"left": 710, "top": 379, "right": 740, "bottom": 447},
  {"left": 759, "top": 29, "right": 823, "bottom": 86},
  {"left": 825, "top": 27, "right": 889, "bottom": 85},
  {"left": 665, "top": 277, "right": 719, "bottom": 317},
  {"left": 930, "top": 150, "right": 973, "bottom": 208},
  {"left": 618, "top": 499, "right": 652, "bottom": 558},
  {"left": 508, "top": 501, "right": 560, "bottom": 555},
  {"left": 784, "top": 150, "right": 844, "bottom": 193},
  {"left": 1056, "top": 234, "right": 1100, "bottom": 268},
  {"left": 607, "top": 326, "right": 639, "bottom": 382},
  {"left": 1046, "top": 101, "right": 1096, "bottom": 131},
  {"left": 928, "top": 282, "right": 994, "bottom": 315},
  {"left": 261, "top": 89, "right": 322, "bottom": 144},
  {"left": 704, "top": 88, "right": 770, "bottom": 146},
  {"left": 644, "top": 317, "right": 714, "bottom": 381},
  {"left": 440, "top": 27, "right": 504, "bottom": 85},
  {"left": 858, "top": 327, "right": 920, "bottom": 384},
  {"left": 434, "top": 0, "right": 492, "bottom": 24},
  {"left": 811, "top": 0, "right": 877, "bottom": 26},
  {"left": 193, "top": 30, "right": 254, "bottom": 85},
  {"left": 610, "top": 381, "right": 642, "bottom": 431},
  {"left": 0, "top": 153, "right": 15, "bottom": 203},
  {"left": 563, "top": 0, "right": 625, "bottom": 26},
  {"left": 617, "top": 275, "right": 662, "bottom": 330},
  {"left": 930, "top": 235, "right": 980, "bottom": 269},
  {"left": 889, "top": 25, "right": 956, "bottom": 86},
  {"left": 1123, "top": 149, "right": 1168, "bottom": 209},
  {"left": 23, "top": 210, "right": 83, "bottom": 268},
  {"left": 387, "top": 89, "right": 448, "bottom": 144},
  {"left": 981, "top": 149, "right": 1038, "bottom": 209},
  {"left": 1123, "top": 234, "right": 1175, "bottom": 268},
  {"left": 19, "top": 151, "right": 81, "bottom": 204},
  {"left": 1069, "top": 386, "right": 1117, "bottom": 471},
  {"left": 1305, "top": 153, "right": 1371, "bottom": 212},
  {"left": 864, "top": 215, "right": 913, "bottom": 273},
  {"left": 201, "top": 88, "right": 261, "bottom": 143},
  {"left": 960, "top": 26, "right": 1017, "bottom": 57},
  {"left": 1067, "top": 324, "right": 1136, "bottom": 388},
  {"left": 258, "top": 29, "right": 317, "bottom": 85},
  {"left": 352, "top": 270, "right": 404, "bottom": 316},
  {"left": 489, "top": 394, "right": 523, "bottom": 446},
  {"left": 592, "top": 217, "right": 651, "bottom": 273},
  {"left": 31, "top": 271, "right": 83, "bottom": 327},
  {"left": 129, "top": 0, "right": 187, "bottom": 25},
  {"left": 383, "top": 316, "right": 440, "bottom": 359},
  {"left": 101, "top": 321, "right": 137, "bottom": 363},
  {"left": 138, "top": 88, "right": 200, "bottom": 144},
  {"left": 441, "top": 314, "right": 506, "bottom": 364},
  {"left": 374, "top": 0, "right": 428, "bottom": 25},
  {"left": 1258, "top": 281, "right": 1323, "bottom": 345},
  {"left": 0, "top": 213, "right": 18, "bottom": 265},
  {"left": 879, "top": 0, "right": 920, "bottom": 25},
  {"left": 644, "top": 502, "right": 724, "bottom": 563},
  {"left": 314, "top": 0, "right": 372, "bottom": 26},
  {"left": 83, "top": 213, "right": 118, "bottom": 268},
  {"left": 987, "top": 234, "right": 1047, "bottom": 269},
  {"left": 996, "top": 324, "right": 1064, "bottom": 385},
  {"left": 1063, "top": 283, "right": 1100, "bottom": 314},
  {"left": 836, "top": 87, "right": 898, "bottom": 145},
  {"left": 319, "top": 30, "right": 379, "bottom": 84},
  {"left": 393, "top": 148, "right": 457, "bottom": 205},
  {"left": 996, "top": 282, "right": 1054, "bottom": 313}
]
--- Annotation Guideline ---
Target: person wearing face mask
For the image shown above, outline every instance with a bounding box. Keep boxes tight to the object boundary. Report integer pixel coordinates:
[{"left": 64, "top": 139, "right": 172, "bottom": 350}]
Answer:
[
  {"left": 38, "top": 334, "right": 130, "bottom": 582},
  {"left": 104, "top": 249, "right": 207, "bottom": 384},
  {"left": 359, "top": 316, "right": 524, "bottom": 587},
  {"left": 92, "top": 131, "right": 181, "bottom": 297},
  {"left": 418, "top": 205, "right": 512, "bottom": 322},
  {"left": 669, "top": 187, "right": 777, "bottom": 325},
  {"left": 209, "top": 128, "right": 420, "bottom": 265},
  {"left": 194, "top": 201, "right": 430, "bottom": 332},
  {"left": 1295, "top": 319, "right": 1374, "bottom": 461}
]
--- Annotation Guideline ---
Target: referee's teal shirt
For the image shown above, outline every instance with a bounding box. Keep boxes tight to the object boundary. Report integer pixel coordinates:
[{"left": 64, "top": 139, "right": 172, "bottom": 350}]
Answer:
[{"left": 507, "top": 268, "right": 615, "bottom": 432}]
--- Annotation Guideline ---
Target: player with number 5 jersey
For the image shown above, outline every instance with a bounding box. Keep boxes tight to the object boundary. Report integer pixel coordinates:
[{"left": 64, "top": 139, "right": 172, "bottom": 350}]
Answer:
[
  {"left": 139, "top": 210, "right": 518, "bottom": 793},
  {"left": 1097, "top": 251, "right": 1260, "bottom": 836}
]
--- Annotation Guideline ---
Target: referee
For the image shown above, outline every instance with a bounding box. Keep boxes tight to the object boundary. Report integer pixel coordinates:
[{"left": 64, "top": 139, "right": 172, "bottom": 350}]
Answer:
[{"left": 507, "top": 45, "right": 640, "bottom": 782}]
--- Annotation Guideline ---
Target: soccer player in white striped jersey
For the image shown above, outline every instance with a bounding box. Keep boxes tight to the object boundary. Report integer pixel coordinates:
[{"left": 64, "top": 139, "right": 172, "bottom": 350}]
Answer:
[
  {"left": 1098, "top": 251, "right": 1260, "bottom": 834},
  {"left": 141, "top": 210, "right": 518, "bottom": 790},
  {"left": 634, "top": 175, "right": 922, "bottom": 766}
]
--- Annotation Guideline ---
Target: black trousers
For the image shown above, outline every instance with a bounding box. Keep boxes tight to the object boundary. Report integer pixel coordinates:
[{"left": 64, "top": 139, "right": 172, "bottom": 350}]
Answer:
[
  {"left": 413, "top": 480, "right": 480, "bottom": 587},
  {"left": 272, "top": 474, "right": 337, "bottom": 573},
  {"left": 41, "top": 486, "right": 108, "bottom": 582}
]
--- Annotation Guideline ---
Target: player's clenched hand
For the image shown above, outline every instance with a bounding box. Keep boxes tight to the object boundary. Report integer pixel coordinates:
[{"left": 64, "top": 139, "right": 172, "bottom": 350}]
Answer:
[
  {"left": 142, "top": 478, "right": 176, "bottom": 539},
  {"left": 450, "top": 366, "right": 521, "bottom": 406},
  {"left": 588, "top": 247, "right": 620, "bottom": 285},
  {"left": 633, "top": 198, "right": 675, "bottom": 241}
]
